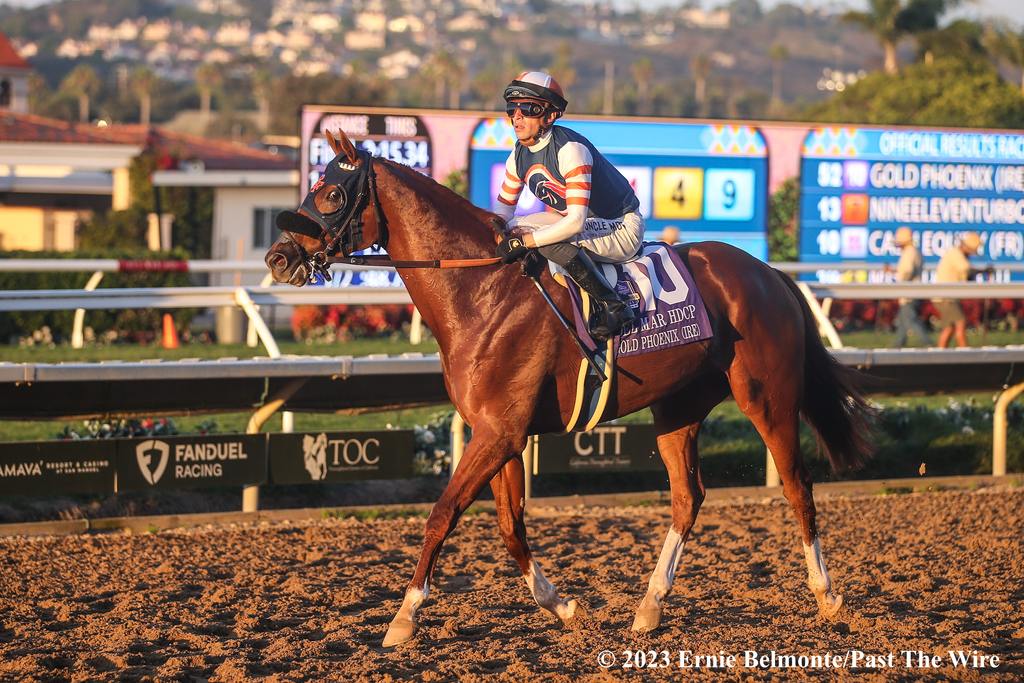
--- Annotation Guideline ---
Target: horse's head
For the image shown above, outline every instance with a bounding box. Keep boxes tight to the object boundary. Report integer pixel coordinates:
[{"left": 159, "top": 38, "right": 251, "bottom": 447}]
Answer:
[{"left": 266, "top": 129, "right": 387, "bottom": 286}]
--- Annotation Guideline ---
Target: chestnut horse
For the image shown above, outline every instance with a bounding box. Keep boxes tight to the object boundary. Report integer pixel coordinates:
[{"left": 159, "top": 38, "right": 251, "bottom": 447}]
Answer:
[{"left": 265, "top": 130, "right": 873, "bottom": 648}]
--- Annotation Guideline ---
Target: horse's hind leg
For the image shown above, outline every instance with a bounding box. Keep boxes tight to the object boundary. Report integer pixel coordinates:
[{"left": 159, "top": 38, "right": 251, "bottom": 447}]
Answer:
[
  {"left": 490, "top": 457, "right": 579, "bottom": 624},
  {"left": 727, "top": 352, "right": 843, "bottom": 618},
  {"left": 632, "top": 378, "right": 725, "bottom": 632}
]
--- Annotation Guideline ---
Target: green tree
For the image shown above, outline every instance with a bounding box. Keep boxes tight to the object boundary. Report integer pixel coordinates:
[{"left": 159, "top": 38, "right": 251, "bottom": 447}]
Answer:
[
  {"left": 195, "top": 63, "right": 223, "bottom": 128},
  {"left": 768, "top": 178, "right": 799, "bottom": 262},
  {"left": 984, "top": 25, "right": 1024, "bottom": 94},
  {"left": 631, "top": 57, "right": 654, "bottom": 115},
  {"left": 842, "top": 0, "right": 960, "bottom": 75},
  {"left": 916, "top": 19, "right": 984, "bottom": 65},
  {"left": 803, "top": 56, "right": 1024, "bottom": 128},
  {"left": 130, "top": 66, "right": 157, "bottom": 126},
  {"left": 60, "top": 64, "right": 101, "bottom": 122},
  {"left": 251, "top": 68, "right": 273, "bottom": 132},
  {"left": 690, "top": 54, "right": 711, "bottom": 114},
  {"left": 769, "top": 43, "right": 789, "bottom": 108}
]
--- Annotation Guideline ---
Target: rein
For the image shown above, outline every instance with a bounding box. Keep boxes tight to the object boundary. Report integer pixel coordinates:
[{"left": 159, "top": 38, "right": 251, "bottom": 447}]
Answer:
[{"left": 327, "top": 255, "right": 501, "bottom": 269}]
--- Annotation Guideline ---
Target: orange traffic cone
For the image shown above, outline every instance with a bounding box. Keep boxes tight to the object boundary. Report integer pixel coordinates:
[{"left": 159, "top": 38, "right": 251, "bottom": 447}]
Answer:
[{"left": 161, "top": 313, "right": 179, "bottom": 349}]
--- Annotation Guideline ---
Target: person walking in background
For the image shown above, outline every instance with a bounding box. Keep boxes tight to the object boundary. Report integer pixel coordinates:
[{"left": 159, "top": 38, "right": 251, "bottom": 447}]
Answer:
[
  {"left": 890, "top": 227, "right": 932, "bottom": 347},
  {"left": 933, "top": 231, "right": 991, "bottom": 348}
]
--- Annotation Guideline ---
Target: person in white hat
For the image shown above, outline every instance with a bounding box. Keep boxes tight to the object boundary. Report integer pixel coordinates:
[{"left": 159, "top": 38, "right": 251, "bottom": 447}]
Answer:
[
  {"left": 933, "top": 231, "right": 991, "bottom": 348},
  {"left": 492, "top": 71, "right": 643, "bottom": 342},
  {"left": 890, "top": 227, "right": 932, "bottom": 347}
]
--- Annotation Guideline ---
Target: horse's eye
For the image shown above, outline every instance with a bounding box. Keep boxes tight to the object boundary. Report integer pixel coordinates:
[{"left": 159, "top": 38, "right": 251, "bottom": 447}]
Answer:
[{"left": 329, "top": 190, "right": 340, "bottom": 203}]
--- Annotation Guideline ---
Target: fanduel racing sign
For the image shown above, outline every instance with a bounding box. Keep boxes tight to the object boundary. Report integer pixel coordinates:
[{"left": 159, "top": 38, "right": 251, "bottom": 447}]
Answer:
[
  {"left": 0, "top": 440, "right": 116, "bottom": 496},
  {"left": 269, "top": 430, "right": 415, "bottom": 484},
  {"left": 116, "top": 435, "right": 267, "bottom": 491}
]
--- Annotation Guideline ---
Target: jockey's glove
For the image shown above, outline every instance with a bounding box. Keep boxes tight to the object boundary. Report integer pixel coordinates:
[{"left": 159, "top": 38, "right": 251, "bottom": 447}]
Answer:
[{"left": 496, "top": 235, "right": 530, "bottom": 264}]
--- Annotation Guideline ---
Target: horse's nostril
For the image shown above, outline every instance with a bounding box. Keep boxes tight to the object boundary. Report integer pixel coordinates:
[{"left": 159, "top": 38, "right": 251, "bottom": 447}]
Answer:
[{"left": 267, "top": 253, "right": 288, "bottom": 272}]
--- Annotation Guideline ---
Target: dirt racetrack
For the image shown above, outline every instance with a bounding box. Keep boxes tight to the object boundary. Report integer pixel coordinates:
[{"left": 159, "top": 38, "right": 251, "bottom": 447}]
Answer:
[{"left": 1, "top": 487, "right": 1021, "bottom": 681}]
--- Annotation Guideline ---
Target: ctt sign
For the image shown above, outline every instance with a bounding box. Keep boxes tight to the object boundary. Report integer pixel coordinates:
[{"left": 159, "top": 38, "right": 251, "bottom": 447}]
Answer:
[{"left": 535, "top": 425, "right": 664, "bottom": 474}]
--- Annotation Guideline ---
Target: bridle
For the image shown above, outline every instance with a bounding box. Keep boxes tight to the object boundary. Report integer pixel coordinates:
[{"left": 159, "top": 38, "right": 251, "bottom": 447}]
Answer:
[
  {"left": 296, "top": 150, "right": 390, "bottom": 283},
  {"left": 277, "top": 150, "right": 500, "bottom": 280}
]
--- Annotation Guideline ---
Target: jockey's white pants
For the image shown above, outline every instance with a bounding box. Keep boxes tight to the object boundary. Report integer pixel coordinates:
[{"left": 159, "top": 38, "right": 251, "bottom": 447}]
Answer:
[{"left": 516, "top": 211, "right": 645, "bottom": 263}]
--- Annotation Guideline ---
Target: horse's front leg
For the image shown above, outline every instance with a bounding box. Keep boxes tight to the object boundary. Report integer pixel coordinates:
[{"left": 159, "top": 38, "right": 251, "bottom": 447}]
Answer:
[
  {"left": 382, "top": 426, "right": 523, "bottom": 647},
  {"left": 490, "top": 456, "right": 579, "bottom": 624}
]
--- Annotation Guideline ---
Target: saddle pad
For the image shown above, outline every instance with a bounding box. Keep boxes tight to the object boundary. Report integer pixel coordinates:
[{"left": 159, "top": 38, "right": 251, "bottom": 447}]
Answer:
[{"left": 565, "top": 242, "right": 714, "bottom": 357}]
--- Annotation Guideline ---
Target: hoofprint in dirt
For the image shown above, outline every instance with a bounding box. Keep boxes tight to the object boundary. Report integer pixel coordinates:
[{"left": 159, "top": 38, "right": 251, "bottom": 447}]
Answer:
[{"left": 0, "top": 489, "right": 1020, "bottom": 682}]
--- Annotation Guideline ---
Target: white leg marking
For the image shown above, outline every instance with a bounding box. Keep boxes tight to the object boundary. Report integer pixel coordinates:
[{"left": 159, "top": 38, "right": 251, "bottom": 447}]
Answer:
[
  {"left": 645, "top": 528, "right": 686, "bottom": 602},
  {"left": 803, "top": 537, "right": 842, "bottom": 616},
  {"left": 802, "top": 538, "right": 831, "bottom": 594},
  {"left": 382, "top": 581, "right": 429, "bottom": 647},
  {"left": 632, "top": 528, "right": 685, "bottom": 632},
  {"left": 525, "top": 560, "right": 577, "bottom": 622}
]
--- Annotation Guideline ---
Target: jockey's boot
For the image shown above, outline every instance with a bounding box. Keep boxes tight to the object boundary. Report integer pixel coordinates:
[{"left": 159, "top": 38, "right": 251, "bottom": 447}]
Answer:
[{"left": 563, "top": 251, "right": 636, "bottom": 342}]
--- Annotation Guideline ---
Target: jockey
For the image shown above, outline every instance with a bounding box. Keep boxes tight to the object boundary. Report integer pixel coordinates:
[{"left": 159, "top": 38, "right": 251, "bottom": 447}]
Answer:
[{"left": 493, "top": 71, "right": 643, "bottom": 342}]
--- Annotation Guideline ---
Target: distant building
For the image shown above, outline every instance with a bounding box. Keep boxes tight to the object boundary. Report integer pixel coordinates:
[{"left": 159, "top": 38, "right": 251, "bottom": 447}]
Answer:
[
  {"left": 0, "top": 32, "right": 31, "bottom": 114},
  {"left": 679, "top": 8, "right": 731, "bottom": 29}
]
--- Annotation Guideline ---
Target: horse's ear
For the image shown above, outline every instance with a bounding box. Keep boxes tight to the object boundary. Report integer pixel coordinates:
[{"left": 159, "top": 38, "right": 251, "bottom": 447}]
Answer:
[{"left": 329, "top": 129, "right": 359, "bottom": 165}]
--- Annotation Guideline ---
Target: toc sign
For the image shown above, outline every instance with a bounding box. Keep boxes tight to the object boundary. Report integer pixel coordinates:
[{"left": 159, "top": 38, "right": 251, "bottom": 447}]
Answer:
[{"left": 799, "top": 126, "right": 1024, "bottom": 280}]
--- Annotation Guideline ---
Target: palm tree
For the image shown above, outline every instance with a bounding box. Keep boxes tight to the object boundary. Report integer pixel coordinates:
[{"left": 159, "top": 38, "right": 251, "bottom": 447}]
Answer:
[
  {"left": 130, "top": 67, "right": 156, "bottom": 127},
  {"left": 195, "top": 63, "right": 223, "bottom": 127},
  {"left": 61, "top": 64, "right": 101, "bottom": 122},
  {"left": 424, "top": 49, "right": 465, "bottom": 109},
  {"left": 916, "top": 19, "right": 983, "bottom": 65},
  {"left": 631, "top": 57, "right": 654, "bottom": 115},
  {"left": 769, "top": 43, "right": 789, "bottom": 106},
  {"left": 842, "top": 0, "right": 962, "bottom": 75},
  {"left": 690, "top": 54, "right": 711, "bottom": 114},
  {"left": 251, "top": 68, "right": 273, "bottom": 132},
  {"left": 548, "top": 41, "right": 577, "bottom": 93},
  {"left": 984, "top": 25, "right": 1024, "bottom": 94}
]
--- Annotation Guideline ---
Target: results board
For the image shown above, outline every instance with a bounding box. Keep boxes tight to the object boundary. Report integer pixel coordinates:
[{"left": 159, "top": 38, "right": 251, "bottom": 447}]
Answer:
[
  {"left": 799, "top": 126, "right": 1024, "bottom": 280},
  {"left": 468, "top": 118, "right": 770, "bottom": 259}
]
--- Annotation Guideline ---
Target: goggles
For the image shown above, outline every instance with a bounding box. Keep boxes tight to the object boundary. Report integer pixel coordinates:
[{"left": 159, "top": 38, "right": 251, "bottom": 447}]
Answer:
[{"left": 505, "top": 100, "right": 548, "bottom": 118}]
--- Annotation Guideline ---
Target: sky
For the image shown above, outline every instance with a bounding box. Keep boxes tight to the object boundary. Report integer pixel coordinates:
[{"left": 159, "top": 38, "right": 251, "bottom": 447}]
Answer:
[{"left": 0, "top": 0, "right": 1022, "bottom": 24}]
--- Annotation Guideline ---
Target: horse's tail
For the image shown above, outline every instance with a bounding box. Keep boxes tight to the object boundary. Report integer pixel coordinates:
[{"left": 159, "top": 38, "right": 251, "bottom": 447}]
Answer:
[{"left": 775, "top": 269, "right": 875, "bottom": 471}]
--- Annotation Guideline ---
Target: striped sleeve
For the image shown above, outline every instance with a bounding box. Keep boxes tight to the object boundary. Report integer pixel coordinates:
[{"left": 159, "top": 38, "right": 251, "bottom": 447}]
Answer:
[
  {"left": 558, "top": 142, "right": 594, "bottom": 211},
  {"left": 497, "top": 152, "right": 524, "bottom": 207}
]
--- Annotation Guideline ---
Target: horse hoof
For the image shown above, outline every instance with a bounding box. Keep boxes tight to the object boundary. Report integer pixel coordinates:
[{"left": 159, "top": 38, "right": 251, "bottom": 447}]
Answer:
[
  {"left": 631, "top": 607, "right": 662, "bottom": 633},
  {"left": 817, "top": 592, "right": 843, "bottom": 619},
  {"left": 382, "top": 617, "right": 416, "bottom": 648},
  {"left": 558, "top": 599, "right": 582, "bottom": 625}
]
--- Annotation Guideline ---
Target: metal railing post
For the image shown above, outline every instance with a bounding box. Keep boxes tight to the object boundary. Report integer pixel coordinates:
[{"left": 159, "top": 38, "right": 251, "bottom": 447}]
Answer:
[
  {"left": 71, "top": 271, "right": 105, "bottom": 349},
  {"left": 450, "top": 412, "right": 465, "bottom": 476},
  {"left": 797, "top": 282, "right": 844, "bottom": 349},
  {"left": 993, "top": 381, "right": 1024, "bottom": 477},
  {"left": 766, "top": 447, "right": 780, "bottom": 487},
  {"left": 410, "top": 307, "right": 424, "bottom": 345},
  {"left": 523, "top": 436, "right": 537, "bottom": 503},
  {"left": 243, "top": 377, "right": 308, "bottom": 512},
  {"left": 246, "top": 273, "right": 276, "bottom": 348}
]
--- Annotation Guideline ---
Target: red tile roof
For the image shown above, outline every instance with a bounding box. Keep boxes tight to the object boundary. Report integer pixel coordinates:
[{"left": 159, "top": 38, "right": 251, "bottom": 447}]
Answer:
[
  {"left": 0, "top": 112, "right": 294, "bottom": 171},
  {"left": 0, "top": 32, "right": 30, "bottom": 70},
  {"left": 0, "top": 111, "right": 123, "bottom": 144},
  {"left": 103, "top": 124, "right": 295, "bottom": 171}
]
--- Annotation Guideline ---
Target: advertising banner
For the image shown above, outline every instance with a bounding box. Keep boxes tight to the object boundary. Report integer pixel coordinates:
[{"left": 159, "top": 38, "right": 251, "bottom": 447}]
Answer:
[
  {"left": 535, "top": 425, "right": 664, "bottom": 474},
  {"left": 799, "top": 126, "right": 1024, "bottom": 281},
  {"left": 268, "top": 430, "right": 416, "bottom": 484},
  {"left": 0, "top": 440, "right": 116, "bottom": 496},
  {"left": 116, "top": 435, "right": 267, "bottom": 491}
]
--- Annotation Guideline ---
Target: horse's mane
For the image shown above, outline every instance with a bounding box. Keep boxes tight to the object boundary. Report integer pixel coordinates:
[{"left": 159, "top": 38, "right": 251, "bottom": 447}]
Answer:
[{"left": 382, "top": 159, "right": 500, "bottom": 247}]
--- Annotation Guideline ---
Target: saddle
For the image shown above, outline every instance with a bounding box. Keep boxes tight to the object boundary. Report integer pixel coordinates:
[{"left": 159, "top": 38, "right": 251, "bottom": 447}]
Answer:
[{"left": 551, "top": 242, "right": 714, "bottom": 432}]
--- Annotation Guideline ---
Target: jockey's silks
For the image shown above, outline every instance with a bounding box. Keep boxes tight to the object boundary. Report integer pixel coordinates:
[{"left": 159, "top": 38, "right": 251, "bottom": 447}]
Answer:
[{"left": 500, "top": 126, "right": 639, "bottom": 219}]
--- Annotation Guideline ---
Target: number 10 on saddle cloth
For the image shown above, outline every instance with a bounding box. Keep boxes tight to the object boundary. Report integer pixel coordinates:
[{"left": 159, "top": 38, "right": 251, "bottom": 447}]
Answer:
[{"left": 563, "top": 242, "right": 714, "bottom": 358}]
